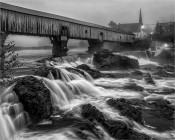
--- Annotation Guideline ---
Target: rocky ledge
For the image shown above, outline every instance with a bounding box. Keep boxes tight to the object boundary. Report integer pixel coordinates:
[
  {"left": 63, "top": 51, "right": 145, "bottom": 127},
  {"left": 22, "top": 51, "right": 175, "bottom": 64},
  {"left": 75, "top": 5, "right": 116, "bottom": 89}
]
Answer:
[
  {"left": 81, "top": 103, "right": 152, "bottom": 140},
  {"left": 76, "top": 64, "right": 115, "bottom": 79},
  {"left": 93, "top": 49, "right": 139, "bottom": 70}
]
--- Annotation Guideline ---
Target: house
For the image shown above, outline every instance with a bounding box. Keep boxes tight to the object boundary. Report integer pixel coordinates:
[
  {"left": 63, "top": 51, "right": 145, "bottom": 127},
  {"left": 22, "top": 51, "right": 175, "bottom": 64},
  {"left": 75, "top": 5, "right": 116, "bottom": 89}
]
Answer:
[
  {"left": 153, "top": 22, "right": 174, "bottom": 43},
  {"left": 117, "top": 9, "right": 147, "bottom": 39},
  {"left": 154, "top": 22, "right": 174, "bottom": 35}
]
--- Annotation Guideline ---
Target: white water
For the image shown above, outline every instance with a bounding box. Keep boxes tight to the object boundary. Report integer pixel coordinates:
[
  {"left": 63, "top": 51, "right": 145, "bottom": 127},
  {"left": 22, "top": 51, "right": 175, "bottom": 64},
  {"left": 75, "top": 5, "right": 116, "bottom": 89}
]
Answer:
[{"left": 0, "top": 55, "right": 175, "bottom": 140}]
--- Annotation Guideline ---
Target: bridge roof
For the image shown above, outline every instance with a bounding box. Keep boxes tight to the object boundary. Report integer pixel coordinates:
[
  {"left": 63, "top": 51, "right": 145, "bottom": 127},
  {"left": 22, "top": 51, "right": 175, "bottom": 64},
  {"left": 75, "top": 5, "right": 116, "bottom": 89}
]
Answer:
[{"left": 0, "top": 2, "right": 134, "bottom": 35}]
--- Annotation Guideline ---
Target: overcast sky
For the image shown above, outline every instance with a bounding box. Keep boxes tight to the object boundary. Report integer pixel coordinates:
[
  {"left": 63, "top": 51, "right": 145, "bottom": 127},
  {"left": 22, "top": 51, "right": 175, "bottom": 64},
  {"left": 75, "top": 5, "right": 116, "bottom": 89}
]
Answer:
[{"left": 1, "top": 0, "right": 174, "bottom": 47}]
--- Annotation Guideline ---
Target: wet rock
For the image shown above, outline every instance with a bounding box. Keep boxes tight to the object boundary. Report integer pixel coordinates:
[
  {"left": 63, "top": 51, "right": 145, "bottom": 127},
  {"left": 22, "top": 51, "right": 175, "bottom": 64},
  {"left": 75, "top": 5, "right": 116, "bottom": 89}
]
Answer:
[
  {"left": 107, "top": 98, "right": 144, "bottom": 124},
  {"left": 66, "top": 67, "right": 85, "bottom": 77},
  {"left": 131, "top": 70, "right": 143, "bottom": 76},
  {"left": 153, "top": 69, "right": 174, "bottom": 77},
  {"left": 76, "top": 64, "right": 115, "bottom": 79},
  {"left": 144, "top": 73, "right": 156, "bottom": 85},
  {"left": 81, "top": 104, "right": 151, "bottom": 140},
  {"left": 142, "top": 99, "right": 175, "bottom": 131},
  {"left": 51, "top": 115, "right": 103, "bottom": 139},
  {"left": 124, "top": 80, "right": 144, "bottom": 91},
  {"left": 146, "top": 99, "right": 174, "bottom": 119},
  {"left": 13, "top": 76, "right": 52, "bottom": 123},
  {"left": 34, "top": 65, "right": 61, "bottom": 79},
  {"left": 146, "top": 87, "right": 175, "bottom": 95},
  {"left": 164, "top": 64, "right": 175, "bottom": 72},
  {"left": 93, "top": 49, "right": 139, "bottom": 70}
]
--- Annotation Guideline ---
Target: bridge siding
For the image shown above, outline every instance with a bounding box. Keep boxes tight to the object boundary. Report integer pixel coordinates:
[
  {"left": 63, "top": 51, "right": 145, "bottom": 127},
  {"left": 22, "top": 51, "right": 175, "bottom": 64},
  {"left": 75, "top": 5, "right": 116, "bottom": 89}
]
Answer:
[{"left": 0, "top": 8, "right": 134, "bottom": 42}]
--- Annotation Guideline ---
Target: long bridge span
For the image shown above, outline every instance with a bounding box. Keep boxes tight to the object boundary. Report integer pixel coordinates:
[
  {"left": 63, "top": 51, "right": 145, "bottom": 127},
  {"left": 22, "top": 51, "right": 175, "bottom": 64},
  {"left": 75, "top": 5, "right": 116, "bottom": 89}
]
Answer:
[{"left": 0, "top": 2, "right": 135, "bottom": 57}]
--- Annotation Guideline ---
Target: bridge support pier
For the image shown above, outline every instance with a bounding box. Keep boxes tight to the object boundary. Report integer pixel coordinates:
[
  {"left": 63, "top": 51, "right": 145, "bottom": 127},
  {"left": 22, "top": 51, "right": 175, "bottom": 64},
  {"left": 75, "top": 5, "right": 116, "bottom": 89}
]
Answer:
[
  {"left": 88, "top": 40, "right": 103, "bottom": 53},
  {"left": 50, "top": 36, "right": 68, "bottom": 57}
]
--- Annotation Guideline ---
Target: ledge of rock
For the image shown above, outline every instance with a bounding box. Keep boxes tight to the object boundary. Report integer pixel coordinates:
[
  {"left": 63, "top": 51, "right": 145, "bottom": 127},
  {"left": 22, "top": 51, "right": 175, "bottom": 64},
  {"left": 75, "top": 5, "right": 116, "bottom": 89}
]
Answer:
[
  {"left": 93, "top": 49, "right": 139, "bottom": 70},
  {"left": 107, "top": 98, "right": 144, "bottom": 124},
  {"left": 76, "top": 64, "right": 115, "bottom": 79},
  {"left": 13, "top": 76, "right": 52, "bottom": 123},
  {"left": 34, "top": 65, "right": 61, "bottom": 79},
  {"left": 81, "top": 103, "right": 151, "bottom": 140}
]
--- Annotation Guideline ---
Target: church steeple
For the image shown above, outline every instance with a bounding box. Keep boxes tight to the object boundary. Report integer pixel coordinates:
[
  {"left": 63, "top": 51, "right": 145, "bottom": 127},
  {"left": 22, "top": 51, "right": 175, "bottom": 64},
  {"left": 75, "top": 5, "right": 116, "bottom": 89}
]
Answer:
[{"left": 139, "top": 9, "right": 143, "bottom": 24}]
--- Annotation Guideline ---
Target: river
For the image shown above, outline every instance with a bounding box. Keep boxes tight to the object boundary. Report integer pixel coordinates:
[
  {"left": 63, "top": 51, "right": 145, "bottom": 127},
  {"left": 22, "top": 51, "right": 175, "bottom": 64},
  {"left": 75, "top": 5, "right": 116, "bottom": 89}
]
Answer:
[{"left": 0, "top": 51, "right": 175, "bottom": 140}]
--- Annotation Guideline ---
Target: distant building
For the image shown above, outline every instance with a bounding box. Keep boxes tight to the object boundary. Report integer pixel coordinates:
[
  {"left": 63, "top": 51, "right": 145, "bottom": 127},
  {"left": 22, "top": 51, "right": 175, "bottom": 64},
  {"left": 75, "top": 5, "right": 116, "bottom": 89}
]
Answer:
[
  {"left": 154, "top": 22, "right": 174, "bottom": 35},
  {"left": 117, "top": 9, "right": 147, "bottom": 39},
  {"left": 153, "top": 22, "right": 174, "bottom": 43}
]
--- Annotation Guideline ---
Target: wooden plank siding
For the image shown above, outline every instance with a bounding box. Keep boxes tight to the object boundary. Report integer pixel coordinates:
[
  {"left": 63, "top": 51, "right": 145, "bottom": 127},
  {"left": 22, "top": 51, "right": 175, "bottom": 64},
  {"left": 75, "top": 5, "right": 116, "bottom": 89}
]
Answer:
[{"left": 0, "top": 2, "right": 135, "bottom": 43}]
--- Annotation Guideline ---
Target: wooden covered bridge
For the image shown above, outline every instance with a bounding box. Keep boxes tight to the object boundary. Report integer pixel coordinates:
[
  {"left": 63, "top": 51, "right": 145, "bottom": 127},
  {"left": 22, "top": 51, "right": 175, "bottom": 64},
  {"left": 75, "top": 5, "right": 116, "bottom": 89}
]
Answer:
[{"left": 0, "top": 2, "right": 135, "bottom": 57}]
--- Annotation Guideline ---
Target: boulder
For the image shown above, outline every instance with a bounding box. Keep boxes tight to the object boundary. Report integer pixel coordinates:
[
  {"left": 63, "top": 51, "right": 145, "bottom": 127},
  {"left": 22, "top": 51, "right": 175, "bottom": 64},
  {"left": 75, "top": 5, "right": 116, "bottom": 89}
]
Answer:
[
  {"left": 34, "top": 65, "right": 61, "bottom": 79},
  {"left": 131, "top": 70, "right": 143, "bottom": 76},
  {"left": 144, "top": 73, "right": 156, "bottom": 85},
  {"left": 76, "top": 64, "right": 115, "bottom": 79},
  {"left": 153, "top": 65, "right": 175, "bottom": 77},
  {"left": 142, "top": 99, "right": 175, "bottom": 131},
  {"left": 13, "top": 76, "right": 52, "bottom": 123},
  {"left": 164, "top": 64, "right": 175, "bottom": 72},
  {"left": 124, "top": 80, "right": 144, "bottom": 91},
  {"left": 81, "top": 104, "right": 151, "bottom": 140},
  {"left": 93, "top": 49, "right": 139, "bottom": 70},
  {"left": 107, "top": 98, "right": 144, "bottom": 124}
]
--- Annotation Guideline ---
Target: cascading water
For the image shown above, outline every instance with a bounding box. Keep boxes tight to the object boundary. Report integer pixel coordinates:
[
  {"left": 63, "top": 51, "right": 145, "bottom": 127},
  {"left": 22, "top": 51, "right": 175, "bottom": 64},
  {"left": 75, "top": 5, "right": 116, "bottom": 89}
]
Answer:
[
  {"left": 0, "top": 84, "right": 30, "bottom": 140},
  {"left": 0, "top": 55, "right": 175, "bottom": 140}
]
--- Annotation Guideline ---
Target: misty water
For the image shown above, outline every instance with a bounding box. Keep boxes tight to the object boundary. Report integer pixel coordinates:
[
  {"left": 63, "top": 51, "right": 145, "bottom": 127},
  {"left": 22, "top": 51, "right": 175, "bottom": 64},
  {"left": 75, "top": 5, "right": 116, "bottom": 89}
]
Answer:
[{"left": 0, "top": 51, "right": 175, "bottom": 140}]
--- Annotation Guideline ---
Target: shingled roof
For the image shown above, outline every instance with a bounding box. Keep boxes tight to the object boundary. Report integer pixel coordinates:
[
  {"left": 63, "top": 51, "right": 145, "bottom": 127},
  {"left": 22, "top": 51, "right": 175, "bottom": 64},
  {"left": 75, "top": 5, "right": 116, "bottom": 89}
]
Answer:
[{"left": 118, "top": 23, "right": 142, "bottom": 33}]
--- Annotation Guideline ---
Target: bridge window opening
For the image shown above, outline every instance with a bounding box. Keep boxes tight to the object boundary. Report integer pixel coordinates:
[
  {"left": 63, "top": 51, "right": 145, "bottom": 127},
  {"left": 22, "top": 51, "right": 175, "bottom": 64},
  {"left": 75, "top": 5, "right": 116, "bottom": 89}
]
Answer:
[
  {"left": 120, "top": 36, "right": 121, "bottom": 41},
  {"left": 100, "top": 32, "right": 103, "bottom": 36},
  {"left": 5, "top": 35, "right": 52, "bottom": 58},
  {"left": 61, "top": 26, "right": 68, "bottom": 36},
  {"left": 85, "top": 30, "right": 88, "bottom": 34}
]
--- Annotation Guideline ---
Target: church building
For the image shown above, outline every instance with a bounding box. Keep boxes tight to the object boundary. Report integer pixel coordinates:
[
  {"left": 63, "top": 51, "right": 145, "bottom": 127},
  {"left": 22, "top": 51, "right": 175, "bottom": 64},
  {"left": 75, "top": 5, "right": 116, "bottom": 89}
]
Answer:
[{"left": 118, "top": 9, "right": 147, "bottom": 39}]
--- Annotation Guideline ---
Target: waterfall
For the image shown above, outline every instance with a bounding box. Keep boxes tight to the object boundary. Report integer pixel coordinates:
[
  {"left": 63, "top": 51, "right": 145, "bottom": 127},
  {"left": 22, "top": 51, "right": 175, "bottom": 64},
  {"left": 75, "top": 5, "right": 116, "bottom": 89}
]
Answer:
[{"left": 0, "top": 84, "right": 30, "bottom": 140}]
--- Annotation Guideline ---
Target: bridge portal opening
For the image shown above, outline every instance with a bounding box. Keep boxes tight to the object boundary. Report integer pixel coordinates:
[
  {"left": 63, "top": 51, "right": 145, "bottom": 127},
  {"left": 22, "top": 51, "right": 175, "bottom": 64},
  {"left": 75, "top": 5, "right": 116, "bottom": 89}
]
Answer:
[
  {"left": 5, "top": 35, "right": 52, "bottom": 58},
  {"left": 67, "top": 39, "right": 89, "bottom": 55}
]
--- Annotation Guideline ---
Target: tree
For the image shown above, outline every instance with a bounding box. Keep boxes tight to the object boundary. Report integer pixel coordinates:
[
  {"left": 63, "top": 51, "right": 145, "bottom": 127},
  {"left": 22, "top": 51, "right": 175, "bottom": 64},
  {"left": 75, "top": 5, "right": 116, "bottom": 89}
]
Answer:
[
  {"left": 0, "top": 34, "right": 22, "bottom": 80},
  {"left": 108, "top": 21, "right": 117, "bottom": 29}
]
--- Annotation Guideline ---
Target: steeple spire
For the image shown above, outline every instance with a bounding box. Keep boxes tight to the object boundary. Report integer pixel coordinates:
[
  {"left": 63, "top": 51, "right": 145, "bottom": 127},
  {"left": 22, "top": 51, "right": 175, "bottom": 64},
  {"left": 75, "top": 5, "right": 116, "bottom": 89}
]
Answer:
[{"left": 139, "top": 9, "right": 143, "bottom": 24}]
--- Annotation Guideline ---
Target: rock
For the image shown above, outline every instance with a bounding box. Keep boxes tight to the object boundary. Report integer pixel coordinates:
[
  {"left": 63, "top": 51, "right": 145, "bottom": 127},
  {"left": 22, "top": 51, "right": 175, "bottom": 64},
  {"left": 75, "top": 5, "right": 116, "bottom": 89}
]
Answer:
[
  {"left": 142, "top": 99, "right": 175, "bottom": 131},
  {"left": 153, "top": 69, "right": 174, "bottom": 77},
  {"left": 81, "top": 104, "right": 151, "bottom": 140},
  {"left": 144, "top": 73, "right": 156, "bottom": 85},
  {"left": 131, "top": 70, "right": 143, "bottom": 76},
  {"left": 51, "top": 115, "right": 104, "bottom": 139},
  {"left": 146, "top": 99, "right": 174, "bottom": 119},
  {"left": 13, "top": 76, "right": 52, "bottom": 123},
  {"left": 164, "top": 64, "right": 175, "bottom": 72},
  {"left": 66, "top": 67, "right": 85, "bottom": 77},
  {"left": 154, "top": 49, "right": 175, "bottom": 64},
  {"left": 124, "top": 80, "right": 144, "bottom": 91},
  {"left": 107, "top": 98, "right": 144, "bottom": 124},
  {"left": 146, "top": 87, "right": 175, "bottom": 95},
  {"left": 34, "top": 65, "right": 61, "bottom": 79},
  {"left": 93, "top": 49, "right": 139, "bottom": 70},
  {"left": 76, "top": 64, "right": 115, "bottom": 79}
]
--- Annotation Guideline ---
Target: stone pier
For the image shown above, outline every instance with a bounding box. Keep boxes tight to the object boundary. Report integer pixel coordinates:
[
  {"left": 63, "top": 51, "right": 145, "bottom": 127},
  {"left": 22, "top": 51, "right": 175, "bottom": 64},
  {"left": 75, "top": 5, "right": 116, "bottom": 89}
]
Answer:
[
  {"left": 50, "top": 36, "right": 68, "bottom": 57},
  {"left": 88, "top": 39, "right": 103, "bottom": 53}
]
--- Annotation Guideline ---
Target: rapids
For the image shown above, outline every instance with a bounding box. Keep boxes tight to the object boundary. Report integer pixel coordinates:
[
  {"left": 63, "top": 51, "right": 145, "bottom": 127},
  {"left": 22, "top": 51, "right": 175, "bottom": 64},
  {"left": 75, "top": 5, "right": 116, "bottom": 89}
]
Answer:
[{"left": 0, "top": 54, "right": 174, "bottom": 140}]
